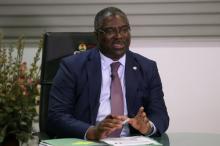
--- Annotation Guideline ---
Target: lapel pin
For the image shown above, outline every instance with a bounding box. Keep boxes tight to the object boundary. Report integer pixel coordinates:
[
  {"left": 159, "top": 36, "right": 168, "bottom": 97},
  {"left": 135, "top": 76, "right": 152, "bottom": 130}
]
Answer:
[{"left": 133, "top": 66, "right": 137, "bottom": 70}]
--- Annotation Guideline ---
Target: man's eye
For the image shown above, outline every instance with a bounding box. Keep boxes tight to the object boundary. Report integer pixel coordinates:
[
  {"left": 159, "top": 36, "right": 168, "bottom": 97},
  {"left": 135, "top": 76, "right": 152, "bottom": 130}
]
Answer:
[
  {"left": 121, "top": 28, "right": 129, "bottom": 33},
  {"left": 105, "top": 29, "right": 114, "bottom": 34}
]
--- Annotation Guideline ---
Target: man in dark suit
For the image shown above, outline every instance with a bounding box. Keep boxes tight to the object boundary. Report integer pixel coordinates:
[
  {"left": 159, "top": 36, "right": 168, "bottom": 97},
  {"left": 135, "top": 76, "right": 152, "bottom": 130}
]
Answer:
[{"left": 46, "top": 7, "right": 169, "bottom": 140}]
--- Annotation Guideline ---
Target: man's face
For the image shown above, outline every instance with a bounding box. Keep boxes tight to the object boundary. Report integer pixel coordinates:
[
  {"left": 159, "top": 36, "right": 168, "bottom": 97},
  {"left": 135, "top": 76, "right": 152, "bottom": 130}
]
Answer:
[{"left": 96, "top": 14, "right": 131, "bottom": 60}]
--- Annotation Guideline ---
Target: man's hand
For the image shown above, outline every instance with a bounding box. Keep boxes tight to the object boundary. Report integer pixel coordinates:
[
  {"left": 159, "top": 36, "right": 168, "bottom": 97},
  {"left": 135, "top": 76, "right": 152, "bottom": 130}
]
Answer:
[
  {"left": 128, "top": 107, "right": 152, "bottom": 135},
  {"left": 86, "top": 115, "right": 126, "bottom": 140}
]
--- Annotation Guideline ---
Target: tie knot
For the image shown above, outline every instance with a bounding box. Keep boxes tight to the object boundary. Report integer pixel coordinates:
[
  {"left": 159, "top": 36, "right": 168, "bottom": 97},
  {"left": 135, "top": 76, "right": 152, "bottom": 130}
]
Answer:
[{"left": 111, "top": 62, "right": 120, "bottom": 74}]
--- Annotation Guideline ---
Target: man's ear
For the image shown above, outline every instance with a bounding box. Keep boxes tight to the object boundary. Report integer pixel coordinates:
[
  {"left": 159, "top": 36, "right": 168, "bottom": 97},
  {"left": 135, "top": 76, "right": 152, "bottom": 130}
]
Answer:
[{"left": 94, "top": 31, "right": 98, "bottom": 39}]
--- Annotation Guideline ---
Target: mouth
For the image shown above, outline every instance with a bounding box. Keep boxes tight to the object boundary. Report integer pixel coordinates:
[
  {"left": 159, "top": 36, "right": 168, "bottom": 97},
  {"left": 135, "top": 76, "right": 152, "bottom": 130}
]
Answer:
[{"left": 112, "top": 42, "right": 125, "bottom": 49}]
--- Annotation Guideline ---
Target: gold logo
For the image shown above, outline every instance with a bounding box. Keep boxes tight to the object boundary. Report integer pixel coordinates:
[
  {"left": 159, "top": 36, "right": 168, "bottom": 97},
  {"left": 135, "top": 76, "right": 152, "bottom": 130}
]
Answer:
[{"left": 78, "top": 42, "right": 87, "bottom": 52}]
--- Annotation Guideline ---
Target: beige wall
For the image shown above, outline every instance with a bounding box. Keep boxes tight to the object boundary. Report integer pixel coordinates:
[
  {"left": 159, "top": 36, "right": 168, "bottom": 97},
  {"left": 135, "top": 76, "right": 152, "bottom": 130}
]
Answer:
[{"left": 131, "top": 38, "right": 220, "bottom": 133}]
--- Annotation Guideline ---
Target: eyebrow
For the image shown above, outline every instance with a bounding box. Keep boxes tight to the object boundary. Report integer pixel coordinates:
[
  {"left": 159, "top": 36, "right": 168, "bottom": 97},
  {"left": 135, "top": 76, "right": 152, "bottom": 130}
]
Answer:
[{"left": 102, "top": 25, "right": 130, "bottom": 29}]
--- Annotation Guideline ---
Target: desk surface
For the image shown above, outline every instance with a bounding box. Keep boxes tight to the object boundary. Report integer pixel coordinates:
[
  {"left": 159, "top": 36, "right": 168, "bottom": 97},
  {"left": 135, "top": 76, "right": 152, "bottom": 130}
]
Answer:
[
  {"left": 40, "top": 133, "right": 220, "bottom": 146},
  {"left": 154, "top": 133, "right": 220, "bottom": 146}
]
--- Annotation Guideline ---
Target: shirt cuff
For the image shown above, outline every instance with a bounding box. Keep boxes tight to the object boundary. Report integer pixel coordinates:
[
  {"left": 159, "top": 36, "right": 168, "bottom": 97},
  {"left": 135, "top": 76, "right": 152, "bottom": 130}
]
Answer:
[
  {"left": 145, "top": 121, "right": 157, "bottom": 136},
  {"left": 84, "top": 125, "right": 95, "bottom": 140}
]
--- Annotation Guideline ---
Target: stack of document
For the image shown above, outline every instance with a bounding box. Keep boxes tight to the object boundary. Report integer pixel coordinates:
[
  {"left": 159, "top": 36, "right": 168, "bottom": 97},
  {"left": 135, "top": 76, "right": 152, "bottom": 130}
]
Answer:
[
  {"left": 100, "top": 136, "right": 162, "bottom": 146},
  {"left": 39, "top": 138, "right": 105, "bottom": 146},
  {"left": 39, "top": 136, "right": 162, "bottom": 146}
]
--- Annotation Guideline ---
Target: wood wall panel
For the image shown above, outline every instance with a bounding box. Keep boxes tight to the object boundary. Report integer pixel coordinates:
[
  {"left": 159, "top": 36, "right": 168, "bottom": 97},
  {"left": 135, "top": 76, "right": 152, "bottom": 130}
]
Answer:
[{"left": 0, "top": 0, "right": 220, "bottom": 40}]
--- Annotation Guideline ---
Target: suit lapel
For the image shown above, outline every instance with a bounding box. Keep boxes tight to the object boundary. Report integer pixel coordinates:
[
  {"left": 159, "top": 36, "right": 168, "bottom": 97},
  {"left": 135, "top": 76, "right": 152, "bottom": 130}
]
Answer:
[
  {"left": 86, "top": 49, "right": 102, "bottom": 125},
  {"left": 125, "top": 51, "right": 140, "bottom": 117}
]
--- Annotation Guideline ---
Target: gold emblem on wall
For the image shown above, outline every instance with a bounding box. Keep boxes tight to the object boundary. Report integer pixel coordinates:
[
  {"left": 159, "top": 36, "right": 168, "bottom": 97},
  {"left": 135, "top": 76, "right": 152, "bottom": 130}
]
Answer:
[{"left": 78, "top": 42, "right": 87, "bottom": 52}]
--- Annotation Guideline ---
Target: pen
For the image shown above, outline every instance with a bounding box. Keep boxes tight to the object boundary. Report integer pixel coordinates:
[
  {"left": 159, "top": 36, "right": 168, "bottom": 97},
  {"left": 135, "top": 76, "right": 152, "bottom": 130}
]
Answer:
[{"left": 122, "top": 118, "right": 130, "bottom": 125}]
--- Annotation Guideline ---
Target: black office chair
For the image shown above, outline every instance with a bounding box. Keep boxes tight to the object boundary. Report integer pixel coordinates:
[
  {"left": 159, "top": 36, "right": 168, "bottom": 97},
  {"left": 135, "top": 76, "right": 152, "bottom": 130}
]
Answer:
[{"left": 39, "top": 32, "right": 97, "bottom": 140}]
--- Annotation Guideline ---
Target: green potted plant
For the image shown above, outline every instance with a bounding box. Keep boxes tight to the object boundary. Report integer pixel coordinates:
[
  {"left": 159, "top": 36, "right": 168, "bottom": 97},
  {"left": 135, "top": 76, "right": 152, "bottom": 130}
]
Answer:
[{"left": 0, "top": 34, "right": 42, "bottom": 145}]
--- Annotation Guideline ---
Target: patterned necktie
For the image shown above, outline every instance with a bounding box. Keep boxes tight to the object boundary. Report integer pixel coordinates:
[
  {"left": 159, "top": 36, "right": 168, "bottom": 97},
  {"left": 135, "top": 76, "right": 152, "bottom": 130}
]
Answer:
[{"left": 110, "top": 62, "right": 124, "bottom": 137}]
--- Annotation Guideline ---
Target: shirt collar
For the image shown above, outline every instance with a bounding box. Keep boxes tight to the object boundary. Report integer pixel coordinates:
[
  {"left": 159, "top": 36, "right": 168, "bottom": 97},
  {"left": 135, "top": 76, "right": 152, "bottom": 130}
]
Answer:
[{"left": 100, "top": 51, "right": 126, "bottom": 70}]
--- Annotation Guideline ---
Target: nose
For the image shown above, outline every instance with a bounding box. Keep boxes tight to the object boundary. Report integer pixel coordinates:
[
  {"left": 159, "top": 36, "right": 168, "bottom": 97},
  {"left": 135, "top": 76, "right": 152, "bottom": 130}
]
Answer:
[{"left": 114, "top": 28, "right": 123, "bottom": 38}]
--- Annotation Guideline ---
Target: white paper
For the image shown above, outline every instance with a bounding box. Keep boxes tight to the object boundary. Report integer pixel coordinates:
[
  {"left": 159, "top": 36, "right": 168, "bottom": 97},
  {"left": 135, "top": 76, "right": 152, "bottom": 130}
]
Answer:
[{"left": 100, "top": 136, "right": 162, "bottom": 146}]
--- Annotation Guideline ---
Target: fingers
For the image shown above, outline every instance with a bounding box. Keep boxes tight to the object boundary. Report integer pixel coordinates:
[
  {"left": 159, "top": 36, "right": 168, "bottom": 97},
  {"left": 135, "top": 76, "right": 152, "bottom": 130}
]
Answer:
[
  {"left": 137, "top": 107, "right": 149, "bottom": 122},
  {"left": 137, "top": 106, "right": 145, "bottom": 117},
  {"left": 98, "top": 115, "right": 127, "bottom": 131},
  {"left": 100, "top": 119, "right": 121, "bottom": 130},
  {"left": 106, "top": 114, "right": 128, "bottom": 124},
  {"left": 94, "top": 114, "right": 128, "bottom": 139},
  {"left": 128, "top": 106, "right": 152, "bottom": 134},
  {"left": 138, "top": 106, "right": 144, "bottom": 115}
]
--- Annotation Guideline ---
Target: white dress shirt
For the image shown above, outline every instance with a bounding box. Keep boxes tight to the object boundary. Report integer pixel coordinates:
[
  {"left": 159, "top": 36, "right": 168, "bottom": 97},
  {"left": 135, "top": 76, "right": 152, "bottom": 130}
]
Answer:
[{"left": 96, "top": 52, "right": 130, "bottom": 136}]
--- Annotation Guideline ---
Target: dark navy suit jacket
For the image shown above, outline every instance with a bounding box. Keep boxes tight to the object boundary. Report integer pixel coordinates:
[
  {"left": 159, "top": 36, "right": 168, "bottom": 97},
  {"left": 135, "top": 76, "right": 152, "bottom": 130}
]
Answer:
[{"left": 46, "top": 48, "right": 169, "bottom": 139}]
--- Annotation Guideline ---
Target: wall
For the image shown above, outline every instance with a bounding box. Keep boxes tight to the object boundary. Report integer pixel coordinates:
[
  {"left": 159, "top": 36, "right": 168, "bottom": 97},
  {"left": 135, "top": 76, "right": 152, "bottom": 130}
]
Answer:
[
  {"left": 130, "top": 38, "right": 220, "bottom": 133},
  {"left": 1, "top": 0, "right": 220, "bottom": 134},
  {"left": 1, "top": 0, "right": 220, "bottom": 40}
]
